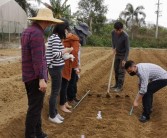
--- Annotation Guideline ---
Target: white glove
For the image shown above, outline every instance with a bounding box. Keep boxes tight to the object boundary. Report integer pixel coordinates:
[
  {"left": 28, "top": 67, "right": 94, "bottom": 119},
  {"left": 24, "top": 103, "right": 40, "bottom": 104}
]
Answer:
[
  {"left": 63, "top": 53, "right": 75, "bottom": 61},
  {"left": 63, "top": 53, "right": 70, "bottom": 60},
  {"left": 69, "top": 54, "right": 75, "bottom": 61}
]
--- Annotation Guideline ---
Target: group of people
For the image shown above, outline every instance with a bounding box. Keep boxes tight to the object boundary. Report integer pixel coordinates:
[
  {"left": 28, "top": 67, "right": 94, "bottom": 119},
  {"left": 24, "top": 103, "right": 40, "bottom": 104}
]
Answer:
[
  {"left": 111, "top": 22, "right": 167, "bottom": 123},
  {"left": 21, "top": 7, "right": 167, "bottom": 138},
  {"left": 21, "top": 8, "right": 90, "bottom": 138}
]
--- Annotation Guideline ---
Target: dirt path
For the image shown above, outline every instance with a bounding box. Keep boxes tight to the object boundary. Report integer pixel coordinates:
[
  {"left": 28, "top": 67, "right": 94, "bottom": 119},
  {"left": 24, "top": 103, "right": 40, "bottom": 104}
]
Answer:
[{"left": 0, "top": 48, "right": 167, "bottom": 138}]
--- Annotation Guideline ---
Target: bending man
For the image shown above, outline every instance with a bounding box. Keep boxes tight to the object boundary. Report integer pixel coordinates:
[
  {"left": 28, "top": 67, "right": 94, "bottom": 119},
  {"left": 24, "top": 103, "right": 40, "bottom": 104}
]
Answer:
[{"left": 125, "top": 60, "right": 167, "bottom": 123}]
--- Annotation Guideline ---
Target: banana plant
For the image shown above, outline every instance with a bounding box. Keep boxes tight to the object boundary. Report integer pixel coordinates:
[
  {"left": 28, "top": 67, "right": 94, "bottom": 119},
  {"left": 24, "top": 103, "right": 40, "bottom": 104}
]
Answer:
[{"left": 41, "top": 0, "right": 71, "bottom": 19}]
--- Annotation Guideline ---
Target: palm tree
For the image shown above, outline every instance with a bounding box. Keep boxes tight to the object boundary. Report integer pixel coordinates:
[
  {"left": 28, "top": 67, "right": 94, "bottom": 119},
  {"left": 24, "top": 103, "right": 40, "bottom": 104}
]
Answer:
[
  {"left": 120, "top": 3, "right": 146, "bottom": 27},
  {"left": 15, "top": 0, "right": 40, "bottom": 17},
  {"left": 119, "top": 3, "right": 146, "bottom": 39},
  {"left": 41, "top": 0, "right": 71, "bottom": 19}
]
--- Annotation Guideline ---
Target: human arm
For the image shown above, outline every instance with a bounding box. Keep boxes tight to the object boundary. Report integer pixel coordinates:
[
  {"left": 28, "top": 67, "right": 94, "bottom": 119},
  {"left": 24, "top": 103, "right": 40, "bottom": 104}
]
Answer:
[
  {"left": 124, "top": 35, "right": 130, "bottom": 61},
  {"left": 30, "top": 31, "right": 47, "bottom": 92},
  {"left": 134, "top": 71, "right": 149, "bottom": 106},
  {"left": 49, "top": 36, "right": 73, "bottom": 59}
]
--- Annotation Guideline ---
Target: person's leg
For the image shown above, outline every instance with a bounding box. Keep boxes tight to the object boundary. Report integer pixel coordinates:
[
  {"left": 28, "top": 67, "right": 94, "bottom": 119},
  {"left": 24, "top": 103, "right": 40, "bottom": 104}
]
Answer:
[
  {"left": 60, "top": 78, "right": 71, "bottom": 112},
  {"left": 60, "top": 78, "right": 69, "bottom": 105},
  {"left": 117, "top": 59, "right": 125, "bottom": 89},
  {"left": 141, "top": 79, "right": 167, "bottom": 121},
  {"left": 113, "top": 57, "right": 119, "bottom": 88},
  {"left": 25, "top": 79, "right": 45, "bottom": 138},
  {"left": 48, "top": 66, "right": 63, "bottom": 118},
  {"left": 67, "top": 69, "right": 77, "bottom": 101},
  {"left": 73, "top": 74, "right": 79, "bottom": 101}
]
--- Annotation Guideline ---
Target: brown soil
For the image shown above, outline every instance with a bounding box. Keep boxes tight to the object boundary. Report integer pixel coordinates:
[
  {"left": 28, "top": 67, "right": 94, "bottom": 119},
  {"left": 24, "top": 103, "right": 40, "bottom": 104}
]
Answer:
[{"left": 0, "top": 48, "right": 167, "bottom": 138}]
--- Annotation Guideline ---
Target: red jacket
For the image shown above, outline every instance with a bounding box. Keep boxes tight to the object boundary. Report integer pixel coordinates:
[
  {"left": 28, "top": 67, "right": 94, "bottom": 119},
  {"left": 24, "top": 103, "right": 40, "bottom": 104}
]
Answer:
[{"left": 62, "top": 33, "right": 80, "bottom": 81}]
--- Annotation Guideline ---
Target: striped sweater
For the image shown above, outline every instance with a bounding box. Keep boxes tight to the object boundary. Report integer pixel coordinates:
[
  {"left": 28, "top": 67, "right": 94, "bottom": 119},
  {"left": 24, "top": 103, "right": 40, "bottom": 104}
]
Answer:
[{"left": 46, "top": 34, "right": 65, "bottom": 68}]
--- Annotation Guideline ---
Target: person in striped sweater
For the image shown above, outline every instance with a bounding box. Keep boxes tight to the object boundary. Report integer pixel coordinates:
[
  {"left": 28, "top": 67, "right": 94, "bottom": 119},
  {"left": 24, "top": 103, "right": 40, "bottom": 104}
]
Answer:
[{"left": 46, "top": 23, "right": 73, "bottom": 124}]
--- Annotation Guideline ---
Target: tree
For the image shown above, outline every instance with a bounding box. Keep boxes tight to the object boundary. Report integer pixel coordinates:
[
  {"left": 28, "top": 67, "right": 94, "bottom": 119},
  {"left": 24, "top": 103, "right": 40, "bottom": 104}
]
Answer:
[
  {"left": 120, "top": 3, "right": 146, "bottom": 27},
  {"left": 41, "top": 0, "right": 71, "bottom": 19},
  {"left": 15, "top": 0, "right": 39, "bottom": 17},
  {"left": 75, "top": 0, "right": 108, "bottom": 33},
  {"left": 119, "top": 3, "right": 146, "bottom": 39}
]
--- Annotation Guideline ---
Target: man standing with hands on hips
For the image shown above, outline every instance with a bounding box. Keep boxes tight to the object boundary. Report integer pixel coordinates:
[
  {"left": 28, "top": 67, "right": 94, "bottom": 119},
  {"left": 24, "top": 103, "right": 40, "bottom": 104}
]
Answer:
[
  {"left": 21, "top": 8, "right": 63, "bottom": 138},
  {"left": 111, "top": 21, "right": 130, "bottom": 92}
]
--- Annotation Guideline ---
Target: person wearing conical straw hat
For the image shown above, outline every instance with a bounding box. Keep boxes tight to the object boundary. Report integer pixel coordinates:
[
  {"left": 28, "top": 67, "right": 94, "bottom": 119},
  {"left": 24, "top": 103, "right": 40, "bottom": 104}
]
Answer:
[{"left": 21, "top": 8, "right": 63, "bottom": 138}]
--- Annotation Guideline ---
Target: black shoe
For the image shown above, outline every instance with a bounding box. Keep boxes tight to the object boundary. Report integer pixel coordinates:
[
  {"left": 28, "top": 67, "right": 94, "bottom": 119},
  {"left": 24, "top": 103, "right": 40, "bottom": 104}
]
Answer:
[
  {"left": 36, "top": 132, "right": 48, "bottom": 138},
  {"left": 139, "top": 115, "right": 150, "bottom": 123},
  {"left": 74, "top": 97, "right": 80, "bottom": 102}
]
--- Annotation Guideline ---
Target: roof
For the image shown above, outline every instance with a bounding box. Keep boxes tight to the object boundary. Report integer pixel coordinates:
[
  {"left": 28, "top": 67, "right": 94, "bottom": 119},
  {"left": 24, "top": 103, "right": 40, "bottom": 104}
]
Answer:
[{"left": 0, "top": 0, "right": 12, "bottom": 7}]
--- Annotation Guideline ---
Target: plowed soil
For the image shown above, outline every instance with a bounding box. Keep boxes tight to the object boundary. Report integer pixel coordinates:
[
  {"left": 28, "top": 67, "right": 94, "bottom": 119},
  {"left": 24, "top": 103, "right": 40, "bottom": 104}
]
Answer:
[{"left": 0, "top": 47, "right": 167, "bottom": 138}]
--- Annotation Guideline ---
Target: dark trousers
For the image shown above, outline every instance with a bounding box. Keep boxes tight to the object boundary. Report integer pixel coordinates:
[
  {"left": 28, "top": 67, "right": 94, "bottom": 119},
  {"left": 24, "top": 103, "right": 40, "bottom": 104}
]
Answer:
[
  {"left": 25, "top": 79, "right": 45, "bottom": 138},
  {"left": 114, "top": 56, "right": 125, "bottom": 88},
  {"left": 48, "top": 66, "right": 63, "bottom": 118},
  {"left": 142, "top": 79, "right": 167, "bottom": 118},
  {"left": 67, "top": 69, "right": 78, "bottom": 101},
  {"left": 60, "top": 78, "right": 69, "bottom": 105}
]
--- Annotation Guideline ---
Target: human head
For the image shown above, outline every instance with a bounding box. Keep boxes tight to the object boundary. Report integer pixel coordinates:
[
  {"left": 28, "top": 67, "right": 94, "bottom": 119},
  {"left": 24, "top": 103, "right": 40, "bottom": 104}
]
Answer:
[
  {"left": 28, "top": 8, "right": 63, "bottom": 30},
  {"left": 114, "top": 21, "right": 123, "bottom": 35},
  {"left": 53, "top": 19, "right": 70, "bottom": 40},
  {"left": 124, "top": 60, "right": 138, "bottom": 76},
  {"left": 74, "top": 22, "right": 92, "bottom": 46}
]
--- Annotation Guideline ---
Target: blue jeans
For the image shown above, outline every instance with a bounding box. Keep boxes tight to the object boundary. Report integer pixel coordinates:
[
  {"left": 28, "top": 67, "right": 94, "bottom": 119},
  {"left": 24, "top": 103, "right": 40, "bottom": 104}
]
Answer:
[{"left": 48, "top": 66, "right": 64, "bottom": 118}]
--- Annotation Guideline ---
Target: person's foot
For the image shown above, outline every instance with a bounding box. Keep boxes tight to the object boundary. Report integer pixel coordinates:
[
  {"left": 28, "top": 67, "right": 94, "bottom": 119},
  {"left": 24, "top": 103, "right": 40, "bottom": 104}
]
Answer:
[
  {"left": 49, "top": 116, "right": 63, "bottom": 124},
  {"left": 74, "top": 97, "right": 80, "bottom": 103},
  {"left": 56, "top": 113, "right": 64, "bottom": 121},
  {"left": 65, "top": 102, "right": 72, "bottom": 109},
  {"left": 111, "top": 84, "right": 117, "bottom": 89},
  {"left": 139, "top": 115, "right": 150, "bottom": 123},
  {"left": 60, "top": 105, "right": 72, "bottom": 113},
  {"left": 114, "top": 87, "right": 123, "bottom": 92},
  {"left": 36, "top": 132, "right": 48, "bottom": 138}
]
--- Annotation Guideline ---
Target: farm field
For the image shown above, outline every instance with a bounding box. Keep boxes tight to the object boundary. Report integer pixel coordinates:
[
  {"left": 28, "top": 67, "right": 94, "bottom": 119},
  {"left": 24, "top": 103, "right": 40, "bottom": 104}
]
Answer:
[{"left": 0, "top": 47, "right": 167, "bottom": 138}]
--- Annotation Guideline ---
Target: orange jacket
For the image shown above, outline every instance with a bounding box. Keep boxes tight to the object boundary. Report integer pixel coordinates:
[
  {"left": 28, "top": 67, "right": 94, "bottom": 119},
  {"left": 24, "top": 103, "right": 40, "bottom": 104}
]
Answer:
[{"left": 62, "top": 33, "right": 80, "bottom": 81}]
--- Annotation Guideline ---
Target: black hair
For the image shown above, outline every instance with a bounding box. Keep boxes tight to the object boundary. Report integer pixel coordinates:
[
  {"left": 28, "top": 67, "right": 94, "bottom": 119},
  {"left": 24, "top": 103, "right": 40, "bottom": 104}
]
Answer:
[
  {"left": 53, "top": 19, "right": 69, "bottom": 39},
  {"left": 124, "top": 60, "right": 135, "bottom": 70},
  {"left": 114, "top": 21, "right": 123, "bottom": 30}
]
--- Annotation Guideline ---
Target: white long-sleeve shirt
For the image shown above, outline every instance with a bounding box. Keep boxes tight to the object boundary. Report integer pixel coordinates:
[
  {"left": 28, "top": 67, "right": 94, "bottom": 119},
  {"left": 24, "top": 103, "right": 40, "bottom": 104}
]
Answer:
[{"left": 137, "top": 63, "right": 167, "bottom": 95}]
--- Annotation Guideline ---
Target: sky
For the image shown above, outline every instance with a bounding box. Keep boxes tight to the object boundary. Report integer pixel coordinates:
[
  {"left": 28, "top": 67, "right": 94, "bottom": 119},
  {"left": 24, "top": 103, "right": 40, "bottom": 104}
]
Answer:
[{"left": 38, "top": 0, "right": 167, "bottom": 27}]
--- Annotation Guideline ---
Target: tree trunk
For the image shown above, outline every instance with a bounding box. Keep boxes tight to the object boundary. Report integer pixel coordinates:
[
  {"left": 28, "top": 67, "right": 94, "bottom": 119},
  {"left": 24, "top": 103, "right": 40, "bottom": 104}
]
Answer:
[{"left": 89, "top": 16, "right": 92, "bottom": 32}]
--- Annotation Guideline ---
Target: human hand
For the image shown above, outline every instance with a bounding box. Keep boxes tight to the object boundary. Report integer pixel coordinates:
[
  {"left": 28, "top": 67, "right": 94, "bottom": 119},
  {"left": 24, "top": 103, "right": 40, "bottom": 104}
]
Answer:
[
  {"left": 133, "top": 99, "right": 139, "bottom": 107},
  {"left": 122, "top": 60, "right": 126, "bottom": 67},
  {"left": 39, "top": 79, "right": 47, "bottom": 93},
  {"left": 63, "top": 47, "right": 73, "bottom": 54},
  {"left": 75, "top": 68, "right": 80, "bottom": 74},
  {"left": 112, "top": 49, "right": 116, "bottom": 55},
  {"left": 69, "top": 54, "right": 75, "bottom": 61}
]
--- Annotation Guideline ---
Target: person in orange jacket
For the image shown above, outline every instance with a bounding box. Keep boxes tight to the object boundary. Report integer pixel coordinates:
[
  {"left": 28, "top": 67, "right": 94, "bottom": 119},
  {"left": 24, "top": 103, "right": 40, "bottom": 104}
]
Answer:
[
  {"left": 67, "top": 22, "right": 92, "bottom": 103},
  {"left": 59, "top": 19, "right": 80, "bottom": 113}
]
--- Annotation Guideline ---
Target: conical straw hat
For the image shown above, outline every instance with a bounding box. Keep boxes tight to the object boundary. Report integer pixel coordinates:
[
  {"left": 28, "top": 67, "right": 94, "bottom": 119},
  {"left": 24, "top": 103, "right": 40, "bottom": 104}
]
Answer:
[{"left": 28, "top": 8, "right": 63, "bottom": 23}]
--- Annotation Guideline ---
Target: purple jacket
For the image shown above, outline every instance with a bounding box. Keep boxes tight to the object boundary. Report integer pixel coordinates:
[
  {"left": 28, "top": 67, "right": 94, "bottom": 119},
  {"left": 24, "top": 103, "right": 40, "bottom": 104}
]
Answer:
[{"left": 21, "top": 23, "right": 48, "bottom": 82}]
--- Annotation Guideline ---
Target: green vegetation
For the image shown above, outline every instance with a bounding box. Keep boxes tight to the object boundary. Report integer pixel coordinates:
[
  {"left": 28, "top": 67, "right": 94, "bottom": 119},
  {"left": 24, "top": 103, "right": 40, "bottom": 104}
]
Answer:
[{"left": 87, "top": 23, "right": 167, "bottom": 48}]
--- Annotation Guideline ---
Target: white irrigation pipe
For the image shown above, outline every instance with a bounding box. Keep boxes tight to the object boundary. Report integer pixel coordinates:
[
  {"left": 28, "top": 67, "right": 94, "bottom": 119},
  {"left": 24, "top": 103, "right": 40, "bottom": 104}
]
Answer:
[{"left": 73, "top": 90, "right": 90, "bottom": 110}]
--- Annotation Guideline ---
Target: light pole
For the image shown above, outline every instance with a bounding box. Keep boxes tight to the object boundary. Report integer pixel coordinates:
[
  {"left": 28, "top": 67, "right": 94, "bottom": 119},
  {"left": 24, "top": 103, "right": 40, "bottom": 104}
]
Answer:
[{"left": 155, "top": 0, "right": 161, "bottom": 39}]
